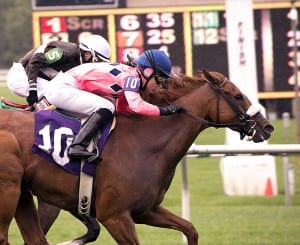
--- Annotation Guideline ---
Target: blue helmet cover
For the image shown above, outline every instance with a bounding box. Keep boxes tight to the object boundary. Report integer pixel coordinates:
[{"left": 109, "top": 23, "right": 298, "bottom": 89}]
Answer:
[{"left": 136, "top": 49, "right": 172, "bottom": 78}]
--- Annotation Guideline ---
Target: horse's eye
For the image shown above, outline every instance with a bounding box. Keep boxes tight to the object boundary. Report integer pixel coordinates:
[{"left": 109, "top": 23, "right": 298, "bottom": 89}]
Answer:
[{"left": 234, "top": 94, "right": 243, "bottom": 100}]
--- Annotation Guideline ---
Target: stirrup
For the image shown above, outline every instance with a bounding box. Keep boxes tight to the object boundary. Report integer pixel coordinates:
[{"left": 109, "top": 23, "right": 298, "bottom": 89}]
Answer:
[
  {"left": 87, "top": 147, "right": 99, "bottom": 162},
  {"left": 68, "top": 145, "right": 95, "bottom": 159},
  {"left": 68, "top": 145, "right": 99, "bottom": 161}
]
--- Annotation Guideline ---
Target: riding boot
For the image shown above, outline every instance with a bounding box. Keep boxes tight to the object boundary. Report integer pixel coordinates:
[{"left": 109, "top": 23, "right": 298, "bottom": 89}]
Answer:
[{"left": 68, "top": 108, "right": 113, "bottom": 160}]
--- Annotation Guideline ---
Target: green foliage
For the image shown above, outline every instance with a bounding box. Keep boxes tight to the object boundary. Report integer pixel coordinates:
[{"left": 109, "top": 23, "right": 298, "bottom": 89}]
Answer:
[
  {"left": 2, "top": 85, "right": 300, "bottom": 244},
  {"left": 0, "top": 0, "right": 32, "bottom": 68}
]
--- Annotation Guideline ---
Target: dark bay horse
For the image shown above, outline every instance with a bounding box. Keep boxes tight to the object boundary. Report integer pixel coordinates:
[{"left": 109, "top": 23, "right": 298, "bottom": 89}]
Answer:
[{"left": 0, "top": 70, "right": 274, "bottom": 245}]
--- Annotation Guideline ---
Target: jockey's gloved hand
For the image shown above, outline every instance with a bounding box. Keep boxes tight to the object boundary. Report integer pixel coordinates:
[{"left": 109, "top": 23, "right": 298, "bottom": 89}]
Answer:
[
  {"left": 159, "top": 103, "right": 186, "bottom": 116},
  {"left": 26, "top": 90, "right": 38, "bottom": 106}
]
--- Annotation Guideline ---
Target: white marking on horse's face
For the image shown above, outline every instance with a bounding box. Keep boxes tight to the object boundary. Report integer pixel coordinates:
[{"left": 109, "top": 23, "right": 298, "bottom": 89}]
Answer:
[{"left": 246, "top": 103, "right": 262, "bottom": 117}]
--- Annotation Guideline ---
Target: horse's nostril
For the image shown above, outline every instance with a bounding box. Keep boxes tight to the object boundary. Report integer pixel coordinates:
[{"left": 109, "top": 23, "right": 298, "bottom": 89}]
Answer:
[{"left": 264, "top": 124, "right": 274, "bottom": 134}]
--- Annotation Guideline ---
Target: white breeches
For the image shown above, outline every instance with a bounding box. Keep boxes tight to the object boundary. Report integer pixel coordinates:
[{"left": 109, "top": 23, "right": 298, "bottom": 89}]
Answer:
[
  {"left": 45, "top": 72, "right": 115, "bottom": 116},
  {"left": 6, "top": 62, "right": 49, "bottom": 99}
]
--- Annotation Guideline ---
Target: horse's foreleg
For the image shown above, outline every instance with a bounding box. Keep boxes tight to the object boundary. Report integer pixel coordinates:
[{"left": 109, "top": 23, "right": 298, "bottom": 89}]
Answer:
[
  {"left": 68, "top": 212, "right": 100, "bottom": 244},
  {"left": 134, "top": 205, "right": 198, "bottom": 245},
  {"left": 15, "top": 191, "right": 49, "bottom": 245},
  {"left": 101, "top": 211, "right": 140, "bottom": 245},
  {"left": 37, "top": 198, "right": 61, "bottom": 234},
  {"left": 38, "top": 199, "right": 100, "bottom": 245},
  {"left": 56, "top": 212, "right": 100, "bottom": 245}
]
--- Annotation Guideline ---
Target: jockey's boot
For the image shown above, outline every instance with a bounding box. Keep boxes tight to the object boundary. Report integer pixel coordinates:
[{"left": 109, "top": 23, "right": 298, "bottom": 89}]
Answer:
[{"left": 68, "top": 108, "right": 113, "bottom": 160}]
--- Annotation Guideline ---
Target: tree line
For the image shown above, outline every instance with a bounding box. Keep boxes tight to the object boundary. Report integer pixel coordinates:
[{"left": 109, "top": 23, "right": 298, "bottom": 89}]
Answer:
[{"left": 0, "top": 0, "right": 32, "bottom": 68}]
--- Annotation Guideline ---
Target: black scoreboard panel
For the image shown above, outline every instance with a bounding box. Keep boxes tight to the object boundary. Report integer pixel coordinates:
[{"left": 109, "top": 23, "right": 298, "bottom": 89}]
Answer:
[
  {"left": 190, "top": 6, "right": 298, "bottom": 93},
  {"left": 271, "top": 9, "right": 294, "bottom": 92},
  {"left": 254, "top": 7, "right": 296, "bottom": 93},
  {"left": 32, "top": 3, "right": 300, "bottom": 116},
  {"left": 33, "top": 9, "right": 187, "bottom": 74}
]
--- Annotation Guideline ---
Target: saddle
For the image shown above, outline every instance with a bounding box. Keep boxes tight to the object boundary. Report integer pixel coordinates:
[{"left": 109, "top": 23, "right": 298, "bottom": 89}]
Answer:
[
  {"left": 0, "top": 97, "right": 28, "bottom": 110},
  {"left": 0, "top": 96, "right": 54, "bottom": 111}
]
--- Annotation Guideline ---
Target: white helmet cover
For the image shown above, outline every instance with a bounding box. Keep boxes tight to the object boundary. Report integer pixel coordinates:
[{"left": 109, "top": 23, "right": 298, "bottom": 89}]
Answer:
[{"left": 79, "top": 35, "right": 111, "bottom": 62}]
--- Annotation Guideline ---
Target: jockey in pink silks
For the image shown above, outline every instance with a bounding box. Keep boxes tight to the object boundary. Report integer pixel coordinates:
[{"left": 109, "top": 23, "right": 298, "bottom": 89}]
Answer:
[{"left": 45, "top": 49, "right": 185, "bottom": 160}]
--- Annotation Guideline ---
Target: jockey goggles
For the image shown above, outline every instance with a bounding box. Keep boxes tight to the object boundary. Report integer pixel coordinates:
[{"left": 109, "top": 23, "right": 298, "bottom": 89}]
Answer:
[{"left": 155, "top": 72, "right": 169, "bottom": 85}]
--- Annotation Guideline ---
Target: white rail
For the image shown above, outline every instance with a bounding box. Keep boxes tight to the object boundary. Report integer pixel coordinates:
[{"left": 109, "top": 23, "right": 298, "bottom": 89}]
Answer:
[
  {"left": 187, "top": 144, "right": 300, "bottom": 156},
  {"left": 180, "top": 143, "right": 300, "bottom": 233}
]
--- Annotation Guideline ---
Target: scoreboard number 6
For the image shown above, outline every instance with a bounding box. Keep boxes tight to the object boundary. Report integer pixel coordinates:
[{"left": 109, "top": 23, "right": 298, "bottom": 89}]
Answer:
[{"left": 119, "top": 15, "right": 140, "bottom": 31}]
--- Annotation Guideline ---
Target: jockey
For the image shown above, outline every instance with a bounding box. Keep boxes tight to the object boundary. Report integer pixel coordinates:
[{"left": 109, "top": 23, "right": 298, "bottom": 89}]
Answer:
[
  {"left": 6, "top": 35, "right": 111, "bottom": 107},
  {"left": 44, "top": 49, "right": 185, "bottom": 160}
]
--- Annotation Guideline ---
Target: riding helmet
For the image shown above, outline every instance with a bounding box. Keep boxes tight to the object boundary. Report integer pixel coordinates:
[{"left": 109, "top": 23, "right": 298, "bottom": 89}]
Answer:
[
  {"left": 136, "top": 49, "right": 172, "bottom": 78},
  {"left": 79, "top": 35, "right": 111, "bottom": 62}
]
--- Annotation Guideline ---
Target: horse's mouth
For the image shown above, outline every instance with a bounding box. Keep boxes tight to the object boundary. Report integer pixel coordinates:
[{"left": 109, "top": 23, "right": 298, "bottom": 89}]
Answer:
[{"left": 251, "top": 124, "right": 274, "bottom": 142}]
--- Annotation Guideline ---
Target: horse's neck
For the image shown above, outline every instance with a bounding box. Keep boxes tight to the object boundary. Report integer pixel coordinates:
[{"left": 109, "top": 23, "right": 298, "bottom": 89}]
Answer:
[
  {"left": 156, "top": 84, "right": 211, "bottom": 160},
  {"left": 118, "top": 114, "right": 205, "bottom": 171},
  {"left": 131, "top": 85, "right": 210, "bottom": 164}
]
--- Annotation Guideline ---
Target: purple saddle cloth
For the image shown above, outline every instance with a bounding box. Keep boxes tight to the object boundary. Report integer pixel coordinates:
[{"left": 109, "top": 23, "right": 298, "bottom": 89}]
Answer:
[{"left": 32, "top": 110, "right": 113, "bottom": 176}]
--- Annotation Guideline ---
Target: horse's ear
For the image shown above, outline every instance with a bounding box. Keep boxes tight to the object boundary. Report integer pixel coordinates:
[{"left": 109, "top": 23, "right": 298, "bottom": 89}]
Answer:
[{"left": 202, "top": 69, "right": 214, "bottom": 82}]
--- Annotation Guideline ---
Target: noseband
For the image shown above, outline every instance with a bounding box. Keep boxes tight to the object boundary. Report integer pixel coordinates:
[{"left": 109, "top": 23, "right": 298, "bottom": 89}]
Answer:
[{"left": 198, "top": 78, "right": 261, "bottom": 140}]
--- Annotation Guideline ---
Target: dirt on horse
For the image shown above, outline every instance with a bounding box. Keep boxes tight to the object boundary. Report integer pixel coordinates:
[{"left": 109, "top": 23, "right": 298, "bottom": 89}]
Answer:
[{"left": 0, "top": 70, "right": 274, "bottom": 245}]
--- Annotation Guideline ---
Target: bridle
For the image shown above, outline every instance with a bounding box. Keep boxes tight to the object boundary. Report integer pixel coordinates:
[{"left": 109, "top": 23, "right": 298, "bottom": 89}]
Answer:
[{"left": 187, "top": 77, "right": 261, "bottom": 140}]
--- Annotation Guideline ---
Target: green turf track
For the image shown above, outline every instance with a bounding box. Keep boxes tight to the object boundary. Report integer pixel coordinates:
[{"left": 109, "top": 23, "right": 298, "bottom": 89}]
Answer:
[{"left": 1, "top": 85, "right": 300, "bottom": 245}]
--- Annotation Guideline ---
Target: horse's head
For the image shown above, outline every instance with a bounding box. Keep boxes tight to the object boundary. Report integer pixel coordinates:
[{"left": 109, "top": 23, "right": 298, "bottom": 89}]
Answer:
[
  {"left": 140, "top": 68, "right": 273, "bottom": 142},
  {"left": 182, "top": 69, "right": 274, "bottom": 143}
]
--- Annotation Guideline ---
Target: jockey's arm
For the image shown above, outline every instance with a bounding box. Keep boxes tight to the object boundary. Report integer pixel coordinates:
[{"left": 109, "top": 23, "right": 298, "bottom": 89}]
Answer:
[
  {"left": 123, "top": 76, "right": 160, "bottom": 116},
  {"left": 25, "top": 53, "right": 48, "bottom": 88},
  {"left": 19, "top": 48, "right": 37, "bottom": 68}
]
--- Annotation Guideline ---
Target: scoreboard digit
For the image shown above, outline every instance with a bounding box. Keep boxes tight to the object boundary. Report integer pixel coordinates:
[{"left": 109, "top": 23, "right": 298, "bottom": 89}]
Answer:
[
  {"left": 39, "top": 15, "right": 109, "bottom": 44},
  {"left": 190, "top": 10, "right": 228, "bottom": 75},
  {"left": 40, "top": 17, "right": 68, "bottom": 43},
  {"left": 115, "top": 12, "right": 185, "bottom": 73},
  {"left": 144, "top": 12, "right": 185, "bottom": 74},
  {"left": 116, "top": 14, "right": 144, "bottom": 61}
]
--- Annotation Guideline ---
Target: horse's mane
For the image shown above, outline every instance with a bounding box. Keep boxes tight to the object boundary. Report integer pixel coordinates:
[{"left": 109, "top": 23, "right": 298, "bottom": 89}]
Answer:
[{"left": 159, "top": 70, "right": 225, "bottom": 103}]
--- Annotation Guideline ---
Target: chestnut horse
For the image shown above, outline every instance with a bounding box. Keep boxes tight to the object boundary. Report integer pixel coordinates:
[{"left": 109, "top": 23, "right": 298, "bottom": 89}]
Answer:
[{"left": 0, "top": 70, "right": 274, "bottom": 245}]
